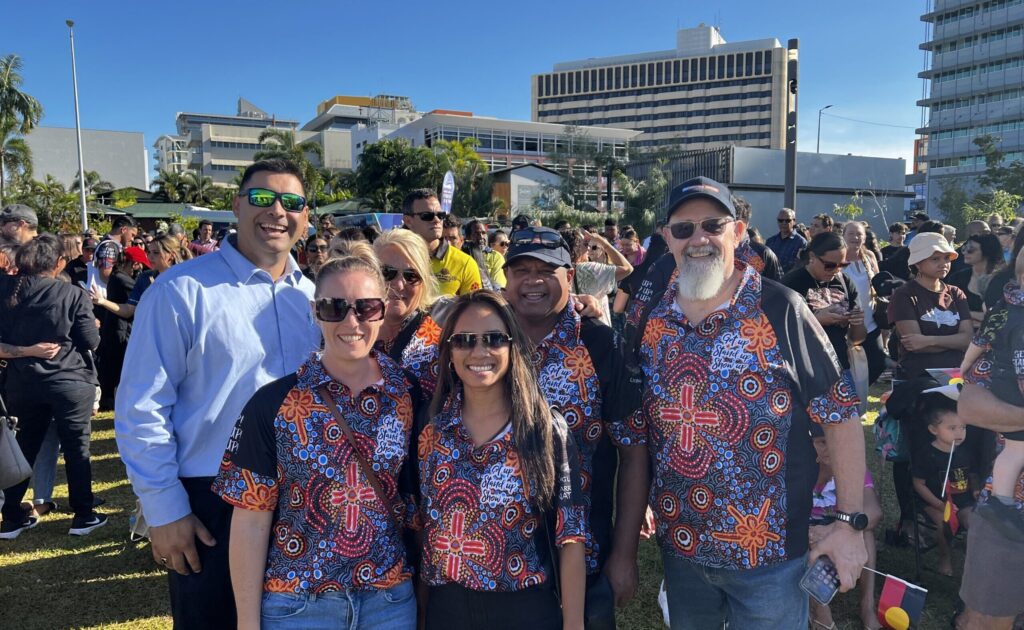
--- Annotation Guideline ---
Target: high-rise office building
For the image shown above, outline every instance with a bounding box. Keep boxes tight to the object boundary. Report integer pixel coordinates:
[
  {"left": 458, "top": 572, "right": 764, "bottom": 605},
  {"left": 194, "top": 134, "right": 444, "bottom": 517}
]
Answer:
[
  {"left": 918, "top": 0, "right": 1024, "bottom": 211},
  {"left": 531, "top": 25, "right": 789, "bottom": 151}
]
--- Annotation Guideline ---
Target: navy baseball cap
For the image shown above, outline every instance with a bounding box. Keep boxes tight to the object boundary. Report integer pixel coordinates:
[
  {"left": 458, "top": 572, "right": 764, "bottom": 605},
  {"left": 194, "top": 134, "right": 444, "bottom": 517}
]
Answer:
[
  {"left": 664, "top": 177, "right": 736, "bottom": 221},
  {"left": 503, "top": 227, "right": 572, "bottom": 269}
]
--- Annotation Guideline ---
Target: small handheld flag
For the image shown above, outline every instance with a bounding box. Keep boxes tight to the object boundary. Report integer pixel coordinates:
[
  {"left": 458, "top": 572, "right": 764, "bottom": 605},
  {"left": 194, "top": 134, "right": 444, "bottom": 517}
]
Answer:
[
  {"left": 943, "top": 481, "right": 960, "bottom": 536},
  {"left": 877, "top": 573, "right": 927, "bottom": 629}
]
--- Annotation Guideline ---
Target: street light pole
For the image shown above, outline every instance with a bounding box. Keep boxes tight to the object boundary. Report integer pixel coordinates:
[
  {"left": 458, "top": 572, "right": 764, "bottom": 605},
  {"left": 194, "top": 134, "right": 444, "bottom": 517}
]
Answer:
[
  {"left": 67, "top": 20, "right": 88, "bottom": 232},
  {"left": 817, "top": 104, "right": 833, "bottom": 154}
]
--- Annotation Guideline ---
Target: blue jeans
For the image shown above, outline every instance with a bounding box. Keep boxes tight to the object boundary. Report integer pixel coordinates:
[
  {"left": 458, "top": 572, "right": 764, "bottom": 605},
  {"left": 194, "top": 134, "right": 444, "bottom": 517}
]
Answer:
[
  {"left": 261, "top": 580, "right": 416, "bottom": 630},
  {"left": 661, "top": 551, "right": 808, "bottom": 630},
  {"left": 32, "top": 423, "right": 60, "bottom": 504}
]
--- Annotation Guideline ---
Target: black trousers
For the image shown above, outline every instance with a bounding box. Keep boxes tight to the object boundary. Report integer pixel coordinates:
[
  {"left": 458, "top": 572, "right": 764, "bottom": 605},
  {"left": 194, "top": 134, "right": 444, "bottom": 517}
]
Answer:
[
  {"left": 1, "top": 380, "right": 95, "bottom": 520},
  {"left": 862, "top": 327, "right": 888, "bottom": 386},
  {"left": 426, "top": 582, "right": 562, "bottom": 630},
  {"left": 167, "top": 477, "right": 235, "bottom": 630}
]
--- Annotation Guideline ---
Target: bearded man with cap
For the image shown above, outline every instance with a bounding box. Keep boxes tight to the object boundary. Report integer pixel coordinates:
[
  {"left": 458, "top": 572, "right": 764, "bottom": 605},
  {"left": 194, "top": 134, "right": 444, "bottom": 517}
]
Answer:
[
  {"left": 1, "top": 204, "right": 39, "bottom": 244},
  {"left": 502, "top": 227, "right": 649, "bottom": 627},
  {"left": 609, "top": 177, "right": 867, "bottom": 629}
]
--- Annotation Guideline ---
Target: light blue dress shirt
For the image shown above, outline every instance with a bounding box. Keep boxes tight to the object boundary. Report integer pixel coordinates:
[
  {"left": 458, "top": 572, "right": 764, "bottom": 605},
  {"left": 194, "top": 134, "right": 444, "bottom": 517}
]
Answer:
[{"left": 114, "top": 236, "right": 321, "bottom": 527}]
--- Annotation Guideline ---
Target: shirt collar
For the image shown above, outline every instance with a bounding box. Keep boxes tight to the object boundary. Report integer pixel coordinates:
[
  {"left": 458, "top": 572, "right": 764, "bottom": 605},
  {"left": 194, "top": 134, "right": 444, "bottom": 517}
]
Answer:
[
  {"left": 433, "top": 239, "right": 450, "bottom": 261},
  {"left": 297, "top": 350, "right": 404, "bottom": 396},
  {"left": 219, "top": 234, "right": 303, "bottom": 285},
  {"left": 537, "top": 301, "right": 581, "bottom": 350}
]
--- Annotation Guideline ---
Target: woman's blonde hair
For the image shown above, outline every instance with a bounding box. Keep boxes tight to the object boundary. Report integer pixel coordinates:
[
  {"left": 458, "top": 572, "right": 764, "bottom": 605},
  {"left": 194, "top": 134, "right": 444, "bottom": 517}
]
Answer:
[
  {"left": 314, "top": 254, "right": 386, "bottom": 298},
  {"left": 59, "top": 233, "right": 83, "bottom": 260},
  {"left": 149, "top": 234, "right": 191, "bottom": 266},
  {"left": 372, "top": 228, "right": 440, "bottom": 312}
]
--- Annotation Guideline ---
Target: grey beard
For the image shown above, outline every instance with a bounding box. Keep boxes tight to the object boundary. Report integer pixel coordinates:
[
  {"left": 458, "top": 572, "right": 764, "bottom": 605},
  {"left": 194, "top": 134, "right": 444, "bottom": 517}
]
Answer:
[{"left": 677, "top": 251, "right": 727, "bottom": 301}]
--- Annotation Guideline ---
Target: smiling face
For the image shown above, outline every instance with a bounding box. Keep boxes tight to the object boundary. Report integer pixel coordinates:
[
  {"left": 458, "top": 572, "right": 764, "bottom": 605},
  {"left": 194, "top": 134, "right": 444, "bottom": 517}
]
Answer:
[
  {"left": 503, "top": 257, "right": 571, "bottom": 324},
  {"left": 666, "top": 198, "right": 745, "bottom": 301},
  {"left": 232, "top": 171, "right": 308, "bottom": 268},
  {"left": 378, "top": 244, "right": 424, "bottom": 322},
  {"left": 316, "top": 270, "right": 384, "bottom": 364},
  {"left": 449, "top": 303, "right": 511, "bottom": 390},
  {"left": 843, "top": 222, "right": 865, "bottom": 251}
]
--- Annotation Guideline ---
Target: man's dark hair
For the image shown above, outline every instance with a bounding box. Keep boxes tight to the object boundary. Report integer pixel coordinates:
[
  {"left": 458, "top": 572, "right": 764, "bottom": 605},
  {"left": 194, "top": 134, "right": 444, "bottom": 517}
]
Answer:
[
  {"left": 442, "top": 216, "right": 461, "bottom": 230},
  {"left": 112, "top": 216, "right": 137, "bottom": 231},
  {"left": 917, "top": 220, "right": 945, "bottom": 235},
  {"left": 560, "top": 228, "right": 588, "bottom": 263},
  {"left": 238, "top": 158, "right": 305, "bottom": 194},
  {"left": 604, "top": 217, "right": 617, "bottom": 227},
  {"left": 402, "top": 188, "right": 438, "bottom": 215},
  {"left": 337, "top": 226, "right": 368, "bottom": 242},
  {"left": 553, "top": 219, "right": 571, "bottom": 231},
  {"left": 732, "top": 196, "right": 753, "bottom": 222},
  {"left": 889, "top": 222, "right": 908, "bottom": 234},
  {"left": 511, "top": 214, "right": 531, "bottom": 230},
  {"left": 198, "top": 220, "right": 213, "bottom": 230}
]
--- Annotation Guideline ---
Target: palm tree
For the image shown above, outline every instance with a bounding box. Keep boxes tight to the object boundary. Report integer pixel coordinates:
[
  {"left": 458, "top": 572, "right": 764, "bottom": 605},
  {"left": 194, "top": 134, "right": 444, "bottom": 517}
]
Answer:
[
  {"left": 1, "top": 120, "right": 32, "bottom": 204},
  {"left": 70, "top": 170, "right": 114, "bottom": 197},
  {"left": 0, "top": 54, "right": 43, "bottom": 206},
  {"left": 180, "top": 170, "right": 214, "bottom": 205},
  {"left": 153, "top": 169, "right": 185, "bottom": 202},
  {"left": 254, "top": 129, "right": 324, "bottom": 198}
]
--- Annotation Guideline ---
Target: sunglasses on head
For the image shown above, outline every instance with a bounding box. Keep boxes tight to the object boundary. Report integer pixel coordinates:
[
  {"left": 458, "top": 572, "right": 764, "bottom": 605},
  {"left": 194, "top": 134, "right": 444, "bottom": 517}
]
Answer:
[
  {"left": 447, "top": 331, "right": 512, "bottom": 350},
  {"left": 510, "top": 228, "right": 567, "bottom": 249},
  {"left": 242, "top": 187, "right": 307, "bottom": 212},
  {"left": 410, "top": 211, "right": 447, "bottom": 222},
  {"left": 381, "top": 265, "right": 422, "bottom": 285},
  {"left": 314, "top": 298, "right": 385, "bottom": 323},
  {"left": 668, "top": 217, "right": 735, "bottom": 240}
]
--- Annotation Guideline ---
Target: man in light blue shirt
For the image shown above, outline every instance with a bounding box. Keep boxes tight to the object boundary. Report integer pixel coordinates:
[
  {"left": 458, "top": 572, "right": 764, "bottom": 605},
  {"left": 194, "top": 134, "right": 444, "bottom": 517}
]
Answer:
[{"left": 115, "top": 159, "right": 320, "bottom": 629}]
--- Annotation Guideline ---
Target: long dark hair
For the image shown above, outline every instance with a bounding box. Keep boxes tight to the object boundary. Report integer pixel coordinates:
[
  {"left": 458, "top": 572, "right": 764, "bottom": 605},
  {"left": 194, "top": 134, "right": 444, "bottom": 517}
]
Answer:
[
  {"left": 430, "top": 290, "right": 557, "bottom": 509},
  {"left": 6, "top": 234, "right": 62, "bottom": 308},
  {"left": 799, "top": 231, "right": 846, "bottom": 267}
]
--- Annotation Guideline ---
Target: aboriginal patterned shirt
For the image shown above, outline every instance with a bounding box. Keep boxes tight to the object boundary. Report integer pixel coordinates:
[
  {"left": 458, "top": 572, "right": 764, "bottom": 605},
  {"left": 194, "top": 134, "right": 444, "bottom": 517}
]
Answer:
[
  {"left": 610, "top": 263, "right": 860, "bottom": 570},
  {"left": 212, "top": 351, "right": 416, "bottom": 593},
  {"left": 417, "top": 393, "right": 587, "bottom": 591},
  {"left": 377, "top": 310, "right": 442, "bottom": 401},
  {"left": 533, "top": 301, "right": 619, "bottom": 574}
]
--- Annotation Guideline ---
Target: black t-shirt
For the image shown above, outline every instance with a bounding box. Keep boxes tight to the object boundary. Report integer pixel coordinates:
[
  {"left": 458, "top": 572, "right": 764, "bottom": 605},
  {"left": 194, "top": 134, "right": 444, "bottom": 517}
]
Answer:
[
  {"left": 947, "top": 268, "right": 983, "bottom": 313},
  {"left": 912, "top": 443, "right": 976, "bottom": 509},
  {"left": 782, "top": 267, "right": 858, "bottom": 369},
  {"left": 984, "top": 267, "right": 1013, "bottom": 310},
  {"left": 100, "top": 271, "right": 136, "bottom": 349},
  {"left": 66, "top": 258, "right": 89, "bottom": 287},
  {"left": 878, "top": 246, "right": 911, "bottom": 281},
  {"left": 881, "top": 245, "right": 901, "bottom": 260}
]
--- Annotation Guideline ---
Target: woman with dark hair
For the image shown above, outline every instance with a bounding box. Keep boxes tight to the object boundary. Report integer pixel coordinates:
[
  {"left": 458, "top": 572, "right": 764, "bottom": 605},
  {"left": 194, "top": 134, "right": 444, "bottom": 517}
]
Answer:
[
  {"left": 984, "top": 227, "right": 1024, "bottom": 309},
  {"left": 215, "top": 255, "right": 418, "bottom": 629},
  {"left": 949, "top": 233, "right": 1005, "bottom": 327},
  {"left": 782, "top": 232, "right": 867, "bottom": 373},
  {"left": 0, "top": 234, "right": 106, "bottom": 539},
  {"left": 418, "top": 290, "right": 586, "bottom": 630}
]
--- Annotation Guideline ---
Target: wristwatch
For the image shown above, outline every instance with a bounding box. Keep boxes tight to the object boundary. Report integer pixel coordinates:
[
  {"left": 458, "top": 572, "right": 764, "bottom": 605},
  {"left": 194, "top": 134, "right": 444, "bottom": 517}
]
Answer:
[{"left": 832, "top": 510, "right": 869, "bottom": 531}]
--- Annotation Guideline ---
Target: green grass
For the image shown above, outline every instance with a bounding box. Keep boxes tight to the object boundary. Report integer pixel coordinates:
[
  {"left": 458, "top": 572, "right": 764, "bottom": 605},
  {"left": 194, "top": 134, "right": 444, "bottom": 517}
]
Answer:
[{"left": 1, "top": 390, "right": 964, "bottom": 629}]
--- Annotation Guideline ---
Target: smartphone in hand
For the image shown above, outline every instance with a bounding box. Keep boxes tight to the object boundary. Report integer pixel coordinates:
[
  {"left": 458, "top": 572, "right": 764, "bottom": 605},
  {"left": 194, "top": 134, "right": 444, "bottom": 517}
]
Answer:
[{"left": 800, "top": 555, "right": 840, "bottom": 605}]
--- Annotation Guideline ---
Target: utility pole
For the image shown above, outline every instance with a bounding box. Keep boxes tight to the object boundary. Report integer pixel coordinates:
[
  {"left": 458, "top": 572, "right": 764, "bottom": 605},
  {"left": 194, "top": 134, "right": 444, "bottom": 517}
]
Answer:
[
  {"left": 783, "top": 39, "right": 799, "bottom": 212},
  {"left": 67, "top": 20, "right": 89, "bottom": 231}
]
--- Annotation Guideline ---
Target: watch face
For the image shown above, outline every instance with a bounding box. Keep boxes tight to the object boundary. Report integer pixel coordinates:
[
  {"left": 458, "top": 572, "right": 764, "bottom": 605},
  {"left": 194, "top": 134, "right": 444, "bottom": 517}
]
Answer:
[{"left": 852, "top": 513, "right": 869, "bottom": 530}]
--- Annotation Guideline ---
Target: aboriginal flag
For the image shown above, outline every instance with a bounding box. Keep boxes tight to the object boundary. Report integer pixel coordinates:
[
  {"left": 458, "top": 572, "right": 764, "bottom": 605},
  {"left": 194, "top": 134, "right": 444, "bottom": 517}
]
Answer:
[
  {"left": 943, "top": 481, "right": 960, "bottom": 536},
  {"left": 878, "top": 574, "right": 927, "bottom": 629}
]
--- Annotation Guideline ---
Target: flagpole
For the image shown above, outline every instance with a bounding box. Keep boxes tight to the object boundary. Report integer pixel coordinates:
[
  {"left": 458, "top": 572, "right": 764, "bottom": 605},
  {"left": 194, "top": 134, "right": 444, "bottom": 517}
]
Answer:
[{"left": 941, "top": 440, "right": 956, "bottom": 499}]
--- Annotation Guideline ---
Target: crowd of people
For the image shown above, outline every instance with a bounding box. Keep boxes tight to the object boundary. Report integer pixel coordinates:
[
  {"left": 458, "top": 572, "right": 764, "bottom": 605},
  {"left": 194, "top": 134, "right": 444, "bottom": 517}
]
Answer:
[{"left": 0, "top": 157, "right": 1022, "bottom": 630}]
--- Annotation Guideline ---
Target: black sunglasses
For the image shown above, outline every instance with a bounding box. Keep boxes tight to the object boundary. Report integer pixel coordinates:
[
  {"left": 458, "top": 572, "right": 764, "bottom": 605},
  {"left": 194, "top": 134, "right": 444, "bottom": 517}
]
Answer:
[
  {"left": 668, "top": 217, "right": 736, "bottom": 240},
  {"left": 447, "top": 332, "right": 512, "bottom": 351},
  {"left": 410, "top": 211, "right": 447, "bottom": 222},
  {"left": 242, "top": 187, "right": 307, "bottom": 212},
  {"left": 314, "top": 298, "right": 386, "bottom": 323},
  {"left": 510, "top": 228, "right": 567, "bottom": 249},
  {"left": 381, "top": 265, "right": 422, "bottom": 285},
  {"left": 777, "top": 218, "right": 795, "bottom": 224},
  {"left": 306, "top": 245, "right": 329, "bottom": 253},
  {"left": 816, "top": 258, "right": 851, "bottom": 271}
]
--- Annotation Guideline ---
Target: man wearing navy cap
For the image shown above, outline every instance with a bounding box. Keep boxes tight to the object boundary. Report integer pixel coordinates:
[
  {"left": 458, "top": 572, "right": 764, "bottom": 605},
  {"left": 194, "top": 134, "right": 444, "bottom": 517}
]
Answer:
[
  {"left": 503, "top": 227, "right": 650, "bottom": 627},
  {"left": 609, "top": 176, "right": 867, "bottom": 629}
]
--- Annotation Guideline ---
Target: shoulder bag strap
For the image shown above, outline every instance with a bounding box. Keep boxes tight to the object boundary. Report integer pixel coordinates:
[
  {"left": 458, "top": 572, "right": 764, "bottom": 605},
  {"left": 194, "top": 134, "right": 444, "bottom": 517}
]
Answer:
[{"left": 316, "top": 384, "right": 401, "bottom": 531}]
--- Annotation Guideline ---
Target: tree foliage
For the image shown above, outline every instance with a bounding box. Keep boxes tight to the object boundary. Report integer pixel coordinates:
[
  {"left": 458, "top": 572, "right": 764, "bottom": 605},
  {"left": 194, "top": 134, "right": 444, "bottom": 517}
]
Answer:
[
  {"left": 545, "top": 126, "right": 619, "bottom": 211},
  {"left": 0, "top": 54, "right": 43, "bottom": 205},
  {"left": 70, "top": 170, "right": 114, "bottom": 196},
  {"left": 614, "top": 159, "right": 668, "bottom": 236},
  {"left": 354, "top": 138, "right": 437, "bottom": 212}
]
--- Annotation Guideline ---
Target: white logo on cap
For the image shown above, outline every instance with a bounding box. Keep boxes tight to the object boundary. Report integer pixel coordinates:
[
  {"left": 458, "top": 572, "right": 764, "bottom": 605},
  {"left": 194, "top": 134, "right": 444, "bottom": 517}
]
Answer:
[{"left": 682, "top": 184, "right": 720, "bottom": 194}]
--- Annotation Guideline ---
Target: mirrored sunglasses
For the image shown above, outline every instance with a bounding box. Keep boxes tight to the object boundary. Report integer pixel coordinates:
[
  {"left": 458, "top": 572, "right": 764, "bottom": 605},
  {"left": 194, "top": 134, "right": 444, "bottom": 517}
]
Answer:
[{"left": 242, "top": 187, "right": 306, "bottom": 212}]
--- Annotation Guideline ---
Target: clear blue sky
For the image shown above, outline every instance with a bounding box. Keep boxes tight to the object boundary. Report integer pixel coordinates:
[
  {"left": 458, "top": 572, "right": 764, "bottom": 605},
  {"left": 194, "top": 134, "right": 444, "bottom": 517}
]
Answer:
[{"left": 6, "top": 0, "right": 926, "bottom": 175}]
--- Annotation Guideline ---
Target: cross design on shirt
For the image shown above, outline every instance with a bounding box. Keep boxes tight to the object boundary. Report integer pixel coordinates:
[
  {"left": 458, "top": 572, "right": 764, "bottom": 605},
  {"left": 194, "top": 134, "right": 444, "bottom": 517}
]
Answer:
[
  {"left": 330, "top": 462, "right": 377, "bottom": 532},
  {"left": 435, "top": 509, "right": 487, "bottom": 579},
  {"left": 662, "top": 383, "right": 720, "bottom": 453}
]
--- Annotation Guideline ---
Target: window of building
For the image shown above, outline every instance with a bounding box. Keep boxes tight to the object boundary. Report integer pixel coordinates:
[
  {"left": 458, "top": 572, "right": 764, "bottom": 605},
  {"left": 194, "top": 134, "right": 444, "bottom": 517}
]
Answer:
[
  {"left": 599, "top": 69, "right": 605, "bottom": 91},
  {"left": 691, "top": 59, "right": 698, "bottom": 82},
  {"left": 755, "top": 51, "right": 763, "bottom": 74},
  {"left": 614, "top": 66, "right": 622, "bottom": 89},
  {"left": 727, "top": 54, "right": 735, "bottom": 78},
  {"left": 559, "top": 73, "right": 566, "bottom": 94},
  {"left": 700, "top": 57, "right": 707, "bottom": 80},
  {"left": 656, "top": 62, "right": 663, "bottom": 85},
  {"left": 680, "top": 59, "right": 688, "bottom": 82},
  {"left": 764, "top": 50, "right": 772, "bottom": 73},
  {"left": 708, "top": 56, "right": 716, "bottom": 80},
  {"left": 631, "top": 65, "right": 639, "bottom": 88},
  {"left": 493, "top": 132, "right": 508, "bottom": 151},
  {"left": 745, "top": 52, "right": 754, "bottom": 76}
]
